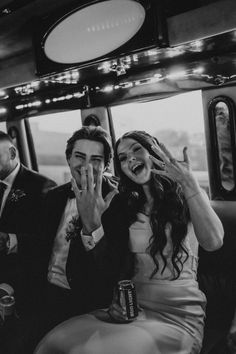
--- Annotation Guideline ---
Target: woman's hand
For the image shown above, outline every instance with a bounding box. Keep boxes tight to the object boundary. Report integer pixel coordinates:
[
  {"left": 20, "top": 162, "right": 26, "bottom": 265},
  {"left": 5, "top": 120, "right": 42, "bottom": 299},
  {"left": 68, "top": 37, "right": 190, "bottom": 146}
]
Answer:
[
  {"left": 107, "top": 290, "right": 140, "bottom": 323},
  {"left": 107, "top": 302, "right": 131, "bottom": 323},
  {"left": 150, "top": 143, "right": 201, "bottom": 198}
]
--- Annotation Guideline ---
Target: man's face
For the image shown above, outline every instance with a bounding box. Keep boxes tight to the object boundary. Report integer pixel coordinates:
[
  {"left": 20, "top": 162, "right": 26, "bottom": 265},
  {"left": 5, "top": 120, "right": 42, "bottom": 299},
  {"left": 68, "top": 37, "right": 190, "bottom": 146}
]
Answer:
[
  {"left": 0, "top": 140, "right": 15, "bottom": 180},
  {"left": 67, "top": 139, "right": 105, "bottom": 188}
]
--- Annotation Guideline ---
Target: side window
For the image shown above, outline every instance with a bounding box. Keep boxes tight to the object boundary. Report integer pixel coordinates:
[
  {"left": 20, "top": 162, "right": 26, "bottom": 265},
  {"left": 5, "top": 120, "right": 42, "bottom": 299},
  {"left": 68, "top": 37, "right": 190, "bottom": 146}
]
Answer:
[
  {"left": 0, "top": 122, "right": 7, "bottom": 132},
  {"left": 111, "top": 90, "right": 209, "bottom": 193},
  {"left": 208, "top": 96, "right": 236, "bottom": 199},
  {"left": 29, "top": 110, "right": 82, "bottom": 185}
]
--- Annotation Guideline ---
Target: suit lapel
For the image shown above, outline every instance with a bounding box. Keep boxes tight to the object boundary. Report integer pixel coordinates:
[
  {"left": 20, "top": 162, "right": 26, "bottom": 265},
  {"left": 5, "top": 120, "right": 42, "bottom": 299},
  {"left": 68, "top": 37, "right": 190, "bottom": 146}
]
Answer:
[
  {"left": 48, "top": 183, "right": 73, "bottom": 236},
  {"left": 11, "top": 164, "right": 25, "bottom": 190},
  {"left": 2, "top": 165, "right": 25, "bottom": 212}
]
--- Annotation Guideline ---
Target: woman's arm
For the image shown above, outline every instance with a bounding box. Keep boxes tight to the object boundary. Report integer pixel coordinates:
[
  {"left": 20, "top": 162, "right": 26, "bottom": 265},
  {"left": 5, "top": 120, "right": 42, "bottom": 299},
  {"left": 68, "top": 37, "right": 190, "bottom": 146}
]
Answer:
[
  {"left": 181, "top": 175, "right": 224, "bottom": 251},
  {"left": 150, "top": 144, "right": 224, "bottom": 251}
]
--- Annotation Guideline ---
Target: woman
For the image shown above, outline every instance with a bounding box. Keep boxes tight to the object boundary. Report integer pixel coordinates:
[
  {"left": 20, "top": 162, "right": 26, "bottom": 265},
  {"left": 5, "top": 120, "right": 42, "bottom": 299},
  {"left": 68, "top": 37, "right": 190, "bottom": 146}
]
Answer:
[{"left": 35, "top": 130, "right": 224, "bottom": 354}]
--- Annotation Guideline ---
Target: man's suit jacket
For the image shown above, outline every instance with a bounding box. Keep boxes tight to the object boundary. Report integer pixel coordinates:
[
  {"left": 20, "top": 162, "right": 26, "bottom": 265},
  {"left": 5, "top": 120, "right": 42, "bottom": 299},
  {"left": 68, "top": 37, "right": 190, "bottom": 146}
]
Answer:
[
  {"left": 38, "top": 176, "right": 129, "bottom": 314},
  {"left": 0, "top": 164, "right": 56, "bottom": 308},
  {"left": 0, "top": 164, "right": 56, "bottom": 233}
]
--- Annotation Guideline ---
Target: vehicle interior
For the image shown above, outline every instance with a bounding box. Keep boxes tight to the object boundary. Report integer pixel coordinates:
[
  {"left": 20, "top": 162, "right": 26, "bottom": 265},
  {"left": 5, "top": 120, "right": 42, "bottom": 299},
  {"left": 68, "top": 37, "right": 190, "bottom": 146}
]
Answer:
[{"left": 0, "top": 0, "right": 236, "bottom": 353}]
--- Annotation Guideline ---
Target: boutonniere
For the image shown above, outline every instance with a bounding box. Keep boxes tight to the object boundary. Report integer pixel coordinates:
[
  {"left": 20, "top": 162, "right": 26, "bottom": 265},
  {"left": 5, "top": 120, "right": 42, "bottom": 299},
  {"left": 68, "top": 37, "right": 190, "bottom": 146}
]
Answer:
[
  {"left": 8, "top": 189, "right": 26, "bottom": 202},
  {"left": 65, "top": 216, "right": 81, "bottom": 242}
]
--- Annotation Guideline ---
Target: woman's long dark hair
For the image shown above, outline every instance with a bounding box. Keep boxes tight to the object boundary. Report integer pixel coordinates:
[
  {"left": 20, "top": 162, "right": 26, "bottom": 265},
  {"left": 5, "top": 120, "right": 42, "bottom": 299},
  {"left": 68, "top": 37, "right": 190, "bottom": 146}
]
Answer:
[{"left": 114, "top": 131, "right": 190, "bottom": 280}]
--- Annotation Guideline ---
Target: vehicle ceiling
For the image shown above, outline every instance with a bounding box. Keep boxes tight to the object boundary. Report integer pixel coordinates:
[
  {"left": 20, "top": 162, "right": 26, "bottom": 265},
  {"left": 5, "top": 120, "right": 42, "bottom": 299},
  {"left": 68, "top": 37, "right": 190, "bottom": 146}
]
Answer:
[{"left": 0, "top": 0, "right": 235, "bottom": 121}]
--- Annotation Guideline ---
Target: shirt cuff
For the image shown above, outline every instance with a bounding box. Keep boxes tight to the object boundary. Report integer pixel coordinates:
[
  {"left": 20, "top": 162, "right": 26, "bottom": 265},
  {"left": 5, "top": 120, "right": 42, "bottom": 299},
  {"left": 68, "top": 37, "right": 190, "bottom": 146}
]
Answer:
[
  {"left": 81, "top": 225, "right": 104, "bottom": 251},
  {"left": 8, "top": 233, "right": 18, "bottom": 254}
]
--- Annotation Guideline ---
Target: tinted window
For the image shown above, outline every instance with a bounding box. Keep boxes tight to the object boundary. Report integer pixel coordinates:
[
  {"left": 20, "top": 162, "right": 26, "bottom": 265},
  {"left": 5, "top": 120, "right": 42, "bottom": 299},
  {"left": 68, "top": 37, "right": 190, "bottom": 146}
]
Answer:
[
  {"left": 111, "top": 91, "right": 209, "bottom": 192},
  {"left": 29, "top": 110, "right": 82, "bottom": 184}
]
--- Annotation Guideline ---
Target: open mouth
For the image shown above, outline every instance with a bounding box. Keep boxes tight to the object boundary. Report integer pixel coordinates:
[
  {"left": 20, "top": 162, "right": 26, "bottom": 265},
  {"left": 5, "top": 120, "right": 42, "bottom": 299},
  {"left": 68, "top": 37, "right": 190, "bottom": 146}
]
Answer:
[{"left": 131, "top": 163, "right": 145, "bottom": 175}]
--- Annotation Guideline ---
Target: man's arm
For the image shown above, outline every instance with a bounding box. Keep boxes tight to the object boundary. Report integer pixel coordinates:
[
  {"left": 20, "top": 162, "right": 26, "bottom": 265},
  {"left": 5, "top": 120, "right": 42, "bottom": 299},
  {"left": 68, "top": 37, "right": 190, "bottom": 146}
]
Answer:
[{"left": 67, "top": 193, "right": 129, "bottom": 309}]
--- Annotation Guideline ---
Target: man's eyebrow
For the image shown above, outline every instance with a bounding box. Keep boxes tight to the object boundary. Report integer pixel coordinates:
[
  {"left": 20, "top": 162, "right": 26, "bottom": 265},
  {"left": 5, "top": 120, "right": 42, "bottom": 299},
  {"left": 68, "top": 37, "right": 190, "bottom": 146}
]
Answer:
[
  {"left": 74, "top": 151, "right": 85, "bottom": 156},
  {"left": 74, "top": 151, "right": 103, "bottom": 158}
]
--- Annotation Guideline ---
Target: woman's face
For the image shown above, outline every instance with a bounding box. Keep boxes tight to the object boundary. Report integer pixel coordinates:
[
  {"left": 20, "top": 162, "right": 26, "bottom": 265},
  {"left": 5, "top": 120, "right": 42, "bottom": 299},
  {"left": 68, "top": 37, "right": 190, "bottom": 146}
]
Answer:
[{"left": 117, "top": 138, "right": 153, "bottom": 185}]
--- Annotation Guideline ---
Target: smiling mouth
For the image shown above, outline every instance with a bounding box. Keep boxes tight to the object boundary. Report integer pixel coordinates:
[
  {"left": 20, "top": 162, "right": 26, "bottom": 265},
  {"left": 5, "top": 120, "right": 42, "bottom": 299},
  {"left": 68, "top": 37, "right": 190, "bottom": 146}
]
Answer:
[{"left": 131, "top": 163, "right": 144, "bottom": 175}]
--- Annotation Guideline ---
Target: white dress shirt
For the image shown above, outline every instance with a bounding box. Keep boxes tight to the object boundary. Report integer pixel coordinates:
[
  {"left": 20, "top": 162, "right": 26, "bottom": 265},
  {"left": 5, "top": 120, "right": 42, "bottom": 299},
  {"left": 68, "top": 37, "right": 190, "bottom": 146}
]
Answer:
[
  {"left": 0, "top": 163, "right": 20, "bottom": 253},
  {"left": 48, "top": 195, "right": 104, "bottom": 290}
]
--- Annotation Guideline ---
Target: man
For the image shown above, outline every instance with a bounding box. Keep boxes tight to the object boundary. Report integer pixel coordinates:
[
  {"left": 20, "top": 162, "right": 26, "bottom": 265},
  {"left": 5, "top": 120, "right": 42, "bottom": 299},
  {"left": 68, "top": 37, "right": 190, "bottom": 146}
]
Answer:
[
  {"left": 0, "top": 131, "right": 56, "bottom": 311},
  {"left": 2, "top": 126, "right": 129, "bottom": 354},
  {"left": 27, "top": 126, "right": 127, "bottom": 336}
]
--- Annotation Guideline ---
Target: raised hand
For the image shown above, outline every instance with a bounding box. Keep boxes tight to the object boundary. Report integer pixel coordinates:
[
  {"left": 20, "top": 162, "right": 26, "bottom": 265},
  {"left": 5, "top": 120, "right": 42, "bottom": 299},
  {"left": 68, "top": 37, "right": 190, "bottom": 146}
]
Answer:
[
  {"left": 71, "top": 163, "right": 118, "bottom": 234},
  {"left": 150, "top": 143, "right": 199, "bottom": 192}
]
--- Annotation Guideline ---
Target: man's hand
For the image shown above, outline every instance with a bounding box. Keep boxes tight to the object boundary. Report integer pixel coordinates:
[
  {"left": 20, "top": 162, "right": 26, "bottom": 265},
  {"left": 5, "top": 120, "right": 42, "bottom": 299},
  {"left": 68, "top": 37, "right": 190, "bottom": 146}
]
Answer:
[
  {"left": 0, "top": 232, "right": 9, "bottom": 252},
  {"left": 71, "top": 164, "right": 118, "bottom": 234}
]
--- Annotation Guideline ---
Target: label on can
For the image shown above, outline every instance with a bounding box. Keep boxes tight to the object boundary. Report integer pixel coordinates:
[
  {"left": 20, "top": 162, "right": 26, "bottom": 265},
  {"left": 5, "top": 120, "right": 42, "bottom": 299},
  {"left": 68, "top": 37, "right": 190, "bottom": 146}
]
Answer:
[
  {"left": 0, "top": 283, "right": 14, "bottom": 298},
  {"left": 0, "top": 295, "right": 15, "bottom": 321},
  {"left": 118, "top": 280, "right": 138, "bottom": 320}
]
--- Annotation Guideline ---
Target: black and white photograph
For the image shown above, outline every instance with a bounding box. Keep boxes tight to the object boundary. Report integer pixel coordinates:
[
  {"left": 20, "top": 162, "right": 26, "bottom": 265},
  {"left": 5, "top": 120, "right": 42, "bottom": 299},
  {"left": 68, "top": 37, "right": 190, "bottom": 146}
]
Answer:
[{"left": 0, "top": 0, "right": 235, "bottom": 353}]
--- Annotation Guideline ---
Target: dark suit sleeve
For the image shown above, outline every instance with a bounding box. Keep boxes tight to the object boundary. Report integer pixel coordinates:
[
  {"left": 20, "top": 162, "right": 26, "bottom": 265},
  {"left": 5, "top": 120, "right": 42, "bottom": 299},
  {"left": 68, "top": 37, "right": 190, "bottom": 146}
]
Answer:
[
  {"left": 66, "top": 194, "right": 129, "bottom": 310},
  {"left": 41, "top": 178, "right": 57, "bottom": 195},
  {"left": 9, "top": 174, "right": 56, "bottom": 314}
]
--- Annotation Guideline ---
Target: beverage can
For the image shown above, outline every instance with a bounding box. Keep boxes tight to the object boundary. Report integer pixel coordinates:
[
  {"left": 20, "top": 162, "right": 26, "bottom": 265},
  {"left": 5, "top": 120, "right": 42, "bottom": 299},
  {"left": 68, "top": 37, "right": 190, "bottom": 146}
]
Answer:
[
  {"left": 118, "top": 280, "right": 138, "bottom": 320},
  {"left": 0, "top": 295, "right": 15, "bottom": 321}
]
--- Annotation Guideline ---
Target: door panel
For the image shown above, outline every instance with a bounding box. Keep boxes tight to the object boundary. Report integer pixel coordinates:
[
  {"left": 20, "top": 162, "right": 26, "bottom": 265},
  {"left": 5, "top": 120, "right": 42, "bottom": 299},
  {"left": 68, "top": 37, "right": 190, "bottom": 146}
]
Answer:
[{"left": 199, "top": 87, "right": 236, "bottom": 353}]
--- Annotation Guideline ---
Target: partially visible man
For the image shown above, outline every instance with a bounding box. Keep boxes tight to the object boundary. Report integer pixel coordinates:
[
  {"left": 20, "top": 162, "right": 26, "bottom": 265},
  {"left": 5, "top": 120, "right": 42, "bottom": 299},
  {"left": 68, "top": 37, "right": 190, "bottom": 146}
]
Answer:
[{"left": 0, "top": 131, "right": 56, "bottom": 312}]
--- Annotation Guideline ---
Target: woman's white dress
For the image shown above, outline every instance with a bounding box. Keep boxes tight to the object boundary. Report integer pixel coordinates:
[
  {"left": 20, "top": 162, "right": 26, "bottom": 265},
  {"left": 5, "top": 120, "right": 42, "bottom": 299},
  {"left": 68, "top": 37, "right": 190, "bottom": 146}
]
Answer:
[{"left": 35, "top": 213, "right": 206, "bottom": 354}]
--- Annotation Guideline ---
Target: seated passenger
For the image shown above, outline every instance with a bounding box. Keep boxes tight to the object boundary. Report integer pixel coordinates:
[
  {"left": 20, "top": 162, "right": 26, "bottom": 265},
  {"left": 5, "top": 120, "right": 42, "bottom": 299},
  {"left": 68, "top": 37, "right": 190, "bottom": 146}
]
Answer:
[
  {"left": 37, "top": 125, "right": 120, "bottom": 317},
  {"left": 0, "top": 131, "right": 56, "bottom": 314},
  {"left": 35, "top": 130, "right": 224, "bottom": 354},
  {"left": 4, "top": 126, "right": 121, "bottom": 354}
]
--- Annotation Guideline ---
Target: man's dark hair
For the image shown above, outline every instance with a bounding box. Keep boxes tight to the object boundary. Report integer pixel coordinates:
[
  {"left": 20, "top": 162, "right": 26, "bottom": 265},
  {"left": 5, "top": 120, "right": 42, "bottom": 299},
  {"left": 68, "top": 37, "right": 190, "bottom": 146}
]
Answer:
[
  {"left": 0, "top": 131, "right": 14, "bottom": 144},
  {"left": 65, "top": 126, "right": 112, "bottom": 167}
]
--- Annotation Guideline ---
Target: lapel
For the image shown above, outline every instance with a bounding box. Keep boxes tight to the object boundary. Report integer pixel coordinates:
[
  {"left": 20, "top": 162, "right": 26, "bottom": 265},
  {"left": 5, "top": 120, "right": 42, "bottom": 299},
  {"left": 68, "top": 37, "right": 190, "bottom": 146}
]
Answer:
[
  {"left": 47, "top": 182, "right": 73, "bottom": 236},
  {"left": 11, "top": 164, "right": 27, "bottom": 190},
  {"left": 1, "top": 165, "right": 26, "bottom": 217},
  {"left": 38, "top": 182, "right": 73, "bottom": 253}
]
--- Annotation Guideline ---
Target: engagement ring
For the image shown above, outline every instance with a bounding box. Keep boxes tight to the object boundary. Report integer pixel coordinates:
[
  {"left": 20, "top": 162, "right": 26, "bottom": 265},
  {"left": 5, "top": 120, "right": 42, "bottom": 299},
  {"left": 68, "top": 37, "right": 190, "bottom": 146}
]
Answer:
[{"left": 170, "top": 158, "right": 177, "bottom": 164}]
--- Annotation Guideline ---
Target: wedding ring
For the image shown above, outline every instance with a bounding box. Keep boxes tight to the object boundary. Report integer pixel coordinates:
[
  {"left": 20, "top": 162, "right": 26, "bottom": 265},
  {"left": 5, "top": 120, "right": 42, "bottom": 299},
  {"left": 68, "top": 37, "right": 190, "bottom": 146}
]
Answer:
[{"left": 170, "top": 157, "right": 177, "bottom": 164}]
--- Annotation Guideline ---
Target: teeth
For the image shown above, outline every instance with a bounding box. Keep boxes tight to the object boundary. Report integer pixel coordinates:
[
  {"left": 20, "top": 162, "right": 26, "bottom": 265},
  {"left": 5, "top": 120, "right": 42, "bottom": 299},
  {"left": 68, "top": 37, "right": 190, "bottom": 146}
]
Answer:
[{"left": 131, "top": 163, "right": 142, "bottom": 173}]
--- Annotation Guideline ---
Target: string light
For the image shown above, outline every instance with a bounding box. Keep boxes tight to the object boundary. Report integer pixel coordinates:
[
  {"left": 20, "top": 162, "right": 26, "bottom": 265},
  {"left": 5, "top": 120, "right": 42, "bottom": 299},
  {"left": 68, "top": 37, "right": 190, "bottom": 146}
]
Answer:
[{"left": 0, "top": 107, "right": 6, "bottom": 114}]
